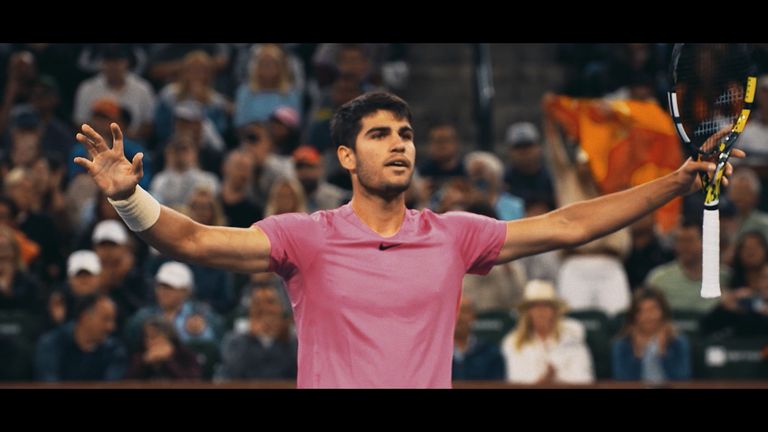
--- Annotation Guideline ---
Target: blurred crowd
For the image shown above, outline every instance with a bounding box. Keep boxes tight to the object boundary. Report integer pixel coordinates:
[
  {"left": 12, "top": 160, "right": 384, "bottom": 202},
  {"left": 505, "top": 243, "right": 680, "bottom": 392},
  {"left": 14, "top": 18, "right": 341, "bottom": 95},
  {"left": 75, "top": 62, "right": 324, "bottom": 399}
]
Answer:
[{"left": 1, "top": 43, "right": 768, "bottom": 385}]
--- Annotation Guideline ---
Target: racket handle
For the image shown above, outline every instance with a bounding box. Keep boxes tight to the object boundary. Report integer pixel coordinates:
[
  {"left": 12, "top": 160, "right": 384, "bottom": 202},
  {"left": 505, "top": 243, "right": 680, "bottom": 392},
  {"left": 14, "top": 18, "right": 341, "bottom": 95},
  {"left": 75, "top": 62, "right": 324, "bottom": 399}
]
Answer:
[{"left": 702, "top": 208, "right": 722, "bottom": 298}]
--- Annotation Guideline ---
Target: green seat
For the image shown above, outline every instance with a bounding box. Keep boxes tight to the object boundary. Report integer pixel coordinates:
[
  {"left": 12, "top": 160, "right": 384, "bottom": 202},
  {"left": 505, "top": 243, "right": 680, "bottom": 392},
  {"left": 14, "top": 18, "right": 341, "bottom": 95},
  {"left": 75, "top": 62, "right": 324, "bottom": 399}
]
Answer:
[
  {"left": 472, "top": 310, "right": 517, "bottom": 344},
  {"left": 697, "top": 337, "right": 768, "bottom": 380},
  {"left": 567, "top": 310, "right": 612, "bottom": 380}
]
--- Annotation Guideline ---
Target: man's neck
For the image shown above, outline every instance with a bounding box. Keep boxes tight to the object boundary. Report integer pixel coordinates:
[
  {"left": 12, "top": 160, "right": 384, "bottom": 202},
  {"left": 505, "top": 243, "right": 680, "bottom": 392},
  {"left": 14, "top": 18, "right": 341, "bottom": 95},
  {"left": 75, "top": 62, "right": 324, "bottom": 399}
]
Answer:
[{"left": 350, "top": 190, "right": 406, "bottom": 238}]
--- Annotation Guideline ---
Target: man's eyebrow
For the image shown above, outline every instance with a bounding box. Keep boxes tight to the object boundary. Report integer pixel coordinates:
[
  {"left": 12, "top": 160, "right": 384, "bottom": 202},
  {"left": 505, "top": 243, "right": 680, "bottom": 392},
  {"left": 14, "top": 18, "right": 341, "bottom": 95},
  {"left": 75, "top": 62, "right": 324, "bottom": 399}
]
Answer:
[{"left": 364, "top": 126, "right": 391, "bottom": 136}]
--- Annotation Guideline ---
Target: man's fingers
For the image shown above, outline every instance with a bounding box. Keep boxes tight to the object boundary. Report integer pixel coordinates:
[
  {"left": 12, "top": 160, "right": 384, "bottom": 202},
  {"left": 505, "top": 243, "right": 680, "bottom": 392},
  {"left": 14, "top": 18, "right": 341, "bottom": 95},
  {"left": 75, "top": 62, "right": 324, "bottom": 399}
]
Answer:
[
  {"left": 80, "top": 124, "right": 110, "bottom": 153},
  {"left": 731, "top": 148, "right": 746, "bottom": 158},
  {"left": 131, "top": 152, "right": 144, "bottom": 178},
  {"left": 111, "top": 123, "right": 124, "bottom": 156},
  {"left": 75, "top": 133, "right": 99, "bottom": 157},
  {"left": 73, "top": 156, "right": 94, "bottom": 172}
]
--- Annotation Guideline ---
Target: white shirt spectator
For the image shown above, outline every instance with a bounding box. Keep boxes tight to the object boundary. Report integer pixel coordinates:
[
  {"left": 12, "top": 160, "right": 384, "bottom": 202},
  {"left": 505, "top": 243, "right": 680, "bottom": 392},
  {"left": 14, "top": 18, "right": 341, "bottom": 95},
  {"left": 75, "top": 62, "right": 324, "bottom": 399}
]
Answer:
[{"left": 73, "top": 72, "right": 156, "bottom": 135}]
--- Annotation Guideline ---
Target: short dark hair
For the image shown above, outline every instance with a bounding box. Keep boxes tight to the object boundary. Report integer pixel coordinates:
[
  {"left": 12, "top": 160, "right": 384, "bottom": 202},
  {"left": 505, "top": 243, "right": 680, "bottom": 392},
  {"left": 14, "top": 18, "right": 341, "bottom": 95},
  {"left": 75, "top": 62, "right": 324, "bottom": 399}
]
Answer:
[
  {"left": 72, "top": 293, "right": 110, "bottom": 322},
  {"left": 622, "top": 287, "right": 673, "bottom": 332},
  {"left": 330, "top": 91, "right": 412, "bottom": 151}
]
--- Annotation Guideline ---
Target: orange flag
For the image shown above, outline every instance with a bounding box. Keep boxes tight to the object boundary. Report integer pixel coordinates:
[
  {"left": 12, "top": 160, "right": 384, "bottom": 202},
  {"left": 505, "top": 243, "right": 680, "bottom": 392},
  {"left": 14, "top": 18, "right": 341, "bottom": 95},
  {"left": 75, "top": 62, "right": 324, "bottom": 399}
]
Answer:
[{"left": 545, "top": 95, "right": 683, "bottom": 234}]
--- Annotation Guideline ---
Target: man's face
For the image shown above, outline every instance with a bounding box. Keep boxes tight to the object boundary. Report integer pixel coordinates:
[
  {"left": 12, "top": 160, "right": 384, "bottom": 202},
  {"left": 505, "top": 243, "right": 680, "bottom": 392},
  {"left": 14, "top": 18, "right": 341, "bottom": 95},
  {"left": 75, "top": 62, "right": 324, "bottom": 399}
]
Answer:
[
  {"left": 80, "top": 298, "right": 116, "bottom": 342},
  {"left": 6, "top": 175, "right": 36, "bottom": 212},
  {"left": 250, "top": 288, "right": 283, "bottom": 318},
  {"left": 337, "top": 48, "right": 370, "bottom": 83},
  {"left": 728, "top": 176, "right": 759, "bottom": 213},
  {"left": 296, "top": 162, "right": 322, "bottom": 195},
  {"left": 239, "top": 124, "right": 273, "bottom": 167},
  {"left": 427, "top": 125, "right": 459, "bottom": 164},
  {"left": 11, "top": 130, "right": 41, "bottom": 168},
  {"left": 273, "top": 182, "right": 299, "bottom": 214},
  {"left": 508, "top": 142, "right": 542, "bottom": 174},
  {"left": 674, "top": 226, "right": 703, "bottom": 267},
  {"left": 222, "top": 152, "right": 253, "bottom": 186},
  {"left": 102, "top": 58, "right": 128, "bottom": 82},
  {"left": 340, "top": 110, "right": 416, "bottom": 199},
  {"left": 69, "top": 271, "right": 100, "bottom": 297},
  {"left": 155, "top": 284, "right": 189, "bottom": 312},
  {"left": 94, "top": 242, "right": 129, "bottom": 270}
]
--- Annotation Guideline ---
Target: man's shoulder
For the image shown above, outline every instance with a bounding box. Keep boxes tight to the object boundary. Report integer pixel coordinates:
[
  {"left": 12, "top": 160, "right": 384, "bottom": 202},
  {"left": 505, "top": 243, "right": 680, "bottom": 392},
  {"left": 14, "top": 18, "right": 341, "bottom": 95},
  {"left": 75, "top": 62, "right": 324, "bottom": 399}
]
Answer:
[{"left": 646, "top": 261, "right": 680, "bottom": 280}]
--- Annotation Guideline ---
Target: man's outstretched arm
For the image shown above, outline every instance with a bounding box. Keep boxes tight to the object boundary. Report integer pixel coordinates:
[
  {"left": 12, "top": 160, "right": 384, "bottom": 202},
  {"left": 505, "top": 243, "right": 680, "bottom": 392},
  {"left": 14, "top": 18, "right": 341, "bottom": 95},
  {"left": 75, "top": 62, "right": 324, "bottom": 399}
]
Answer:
[
  {"left": 495, "top": 130, "right": 743, "bottom": 264},
  {"left": 74, "top": 123, "right": 271, "bottom": 274}
]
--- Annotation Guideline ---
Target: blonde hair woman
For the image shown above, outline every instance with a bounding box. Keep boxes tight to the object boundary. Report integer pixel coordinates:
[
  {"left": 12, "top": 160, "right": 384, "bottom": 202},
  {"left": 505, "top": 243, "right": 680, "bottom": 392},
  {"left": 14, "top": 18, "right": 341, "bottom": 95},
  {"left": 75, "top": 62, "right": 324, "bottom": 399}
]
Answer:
[
  {"left": 183, "top": 186, "right": 228, "bottom": 227},
  {"left": 235, "top": 44, "right": 302, "bottom": 129},
  {"left": 264, "top": 177, "right": 307, "bottom": 217},
  {"left": 501, "top": 280, "right": 594, "bottom": 384},
  {"left": 155, "top": 50, "right": 231, "bottom": 147}
]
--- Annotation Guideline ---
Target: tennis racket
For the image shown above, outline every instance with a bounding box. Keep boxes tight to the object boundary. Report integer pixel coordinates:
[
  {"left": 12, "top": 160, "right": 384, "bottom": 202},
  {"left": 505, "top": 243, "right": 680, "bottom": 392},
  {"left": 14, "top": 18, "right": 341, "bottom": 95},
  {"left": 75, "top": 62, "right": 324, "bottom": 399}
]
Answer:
[{"left": 667, "top": 43, "right": 757, "bottom": 298}]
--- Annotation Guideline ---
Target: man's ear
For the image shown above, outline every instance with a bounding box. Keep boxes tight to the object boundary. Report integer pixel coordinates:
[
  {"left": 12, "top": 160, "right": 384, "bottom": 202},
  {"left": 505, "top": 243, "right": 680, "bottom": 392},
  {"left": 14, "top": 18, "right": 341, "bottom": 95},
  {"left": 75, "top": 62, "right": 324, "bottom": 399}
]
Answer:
[{"left": 337, "top": 145, "right": 356, "bottom": 172}]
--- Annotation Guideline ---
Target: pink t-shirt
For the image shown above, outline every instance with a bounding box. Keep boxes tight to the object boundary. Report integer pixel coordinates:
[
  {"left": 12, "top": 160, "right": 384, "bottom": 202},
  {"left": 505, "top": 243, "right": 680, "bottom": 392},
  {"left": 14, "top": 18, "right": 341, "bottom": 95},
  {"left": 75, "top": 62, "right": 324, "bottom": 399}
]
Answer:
[{"left": 253, "top": 203, "right": 507, "bottom": 388}]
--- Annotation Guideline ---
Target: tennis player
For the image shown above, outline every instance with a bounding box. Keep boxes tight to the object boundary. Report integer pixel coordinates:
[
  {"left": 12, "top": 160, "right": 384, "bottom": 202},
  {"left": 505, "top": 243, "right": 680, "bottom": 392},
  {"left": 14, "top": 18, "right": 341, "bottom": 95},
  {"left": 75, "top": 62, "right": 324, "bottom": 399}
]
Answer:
[{"left": 74, "top": 91, "right": 738, "bottom": 388}]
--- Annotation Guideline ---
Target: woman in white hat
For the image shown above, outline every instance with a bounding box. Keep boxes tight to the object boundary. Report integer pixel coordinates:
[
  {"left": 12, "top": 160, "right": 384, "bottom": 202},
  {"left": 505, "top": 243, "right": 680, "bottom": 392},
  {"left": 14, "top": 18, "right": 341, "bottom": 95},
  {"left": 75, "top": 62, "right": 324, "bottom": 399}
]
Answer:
[{"left": 501, "top": 280, "right": 594, "bottom": 384}]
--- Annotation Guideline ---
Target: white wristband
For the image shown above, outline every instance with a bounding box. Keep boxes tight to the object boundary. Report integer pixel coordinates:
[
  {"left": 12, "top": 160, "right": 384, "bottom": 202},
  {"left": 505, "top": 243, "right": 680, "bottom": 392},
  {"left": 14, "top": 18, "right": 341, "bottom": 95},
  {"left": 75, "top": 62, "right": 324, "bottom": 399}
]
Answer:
[{"left": 107, "top": 185, "right": 161, "bottom": 232}]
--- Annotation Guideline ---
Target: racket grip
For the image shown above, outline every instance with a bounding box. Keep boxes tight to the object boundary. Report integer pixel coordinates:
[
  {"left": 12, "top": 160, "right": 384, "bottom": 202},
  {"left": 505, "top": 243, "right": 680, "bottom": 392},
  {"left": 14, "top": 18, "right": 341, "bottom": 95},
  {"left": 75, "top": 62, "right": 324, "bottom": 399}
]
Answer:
[{"left": 701, "top": 209, "right": 722, "bottom": 298}]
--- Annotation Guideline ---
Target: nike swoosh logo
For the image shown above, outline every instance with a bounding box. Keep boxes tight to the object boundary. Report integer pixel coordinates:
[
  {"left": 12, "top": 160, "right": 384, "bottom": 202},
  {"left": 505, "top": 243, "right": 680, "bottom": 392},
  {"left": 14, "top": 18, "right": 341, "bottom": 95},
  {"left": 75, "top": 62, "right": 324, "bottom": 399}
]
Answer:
[{"left": 378, "top": 243, "right": 403, "bottom": 251}]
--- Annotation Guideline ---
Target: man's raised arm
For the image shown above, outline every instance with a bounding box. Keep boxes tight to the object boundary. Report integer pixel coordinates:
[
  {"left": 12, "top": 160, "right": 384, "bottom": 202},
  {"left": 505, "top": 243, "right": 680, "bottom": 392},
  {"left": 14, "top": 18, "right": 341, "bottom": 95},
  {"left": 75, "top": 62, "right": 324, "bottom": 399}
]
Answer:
[
  {"left": 74, "top": 123, "right": 271, "bottom": 274},
  {"left": 495, "top": 128, "right": 742, "bottom": 264}
]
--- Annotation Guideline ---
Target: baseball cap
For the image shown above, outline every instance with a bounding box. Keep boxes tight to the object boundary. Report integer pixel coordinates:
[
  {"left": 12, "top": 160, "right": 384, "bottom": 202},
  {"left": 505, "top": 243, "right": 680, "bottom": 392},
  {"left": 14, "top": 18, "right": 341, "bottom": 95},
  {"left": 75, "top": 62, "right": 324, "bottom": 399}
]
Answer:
[
  {"left": 505, "top": 122, "right": 540, "bottom": 147},
  {"left": 92, "top": 220, "right": 130, "bottom": 246},
  {"left": 67, "top": 250, "right": 102, "bottom": 277},
  {"left": 155, "top": 261, "right": 194, "bottom": 290},
  {"left": 292, "top": 145, "right": 321, "bottom": 166}
]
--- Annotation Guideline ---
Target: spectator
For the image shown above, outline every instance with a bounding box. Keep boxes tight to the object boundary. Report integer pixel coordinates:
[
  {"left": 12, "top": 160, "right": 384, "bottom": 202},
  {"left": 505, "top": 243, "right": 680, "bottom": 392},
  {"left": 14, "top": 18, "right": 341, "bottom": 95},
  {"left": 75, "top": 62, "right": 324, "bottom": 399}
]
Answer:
[
  {"left": 645, "top": 220, "right": 726, "bottom": 313},
  {"left": 92, "top": 219, "right": 152, "bottom": 330},
  {"left": 125, "top": 316, "right": 201, "bottom": 380},
  {"left": 293, "top": 145, "right": 348, "bottom": 213},
  {"left": 464, "top": 151, "right": 525, "bottom": 221},
  {"left": 72, "top": 44, "right": 156, "bottom": 142},
  {"left": 452, "top": 296, "right": 505, "bottom": 381},
  {"left": 501, "top": 280, "right": 594, "bottom": 384},
  {"left": 418, "top": 118, "right": 466, "bottom": 200},
  {"left": 46, "top": 250, "right": 102, "bottom": 329},
  {"left": 612, "top": 288, "right": 691, "bottom": 382},
  {"left": 149, "top": 132, "right": 220, "bottom": 210},
  {"left": 624, "top": 214, "right": 675, "bottom": 290},
  {"left": 264, "top": 177, "right": 307, "bottom": 217},
  {"left": 68, "top": 97, "right": 154, "bottom": 189},
  {"left": 153, "top": 50, "right": 230, "bottom": 150},
  {"left": 727, "top": 167, "right": 768, "bottom": 243},
  {"left": 125, "top": 261, "right": 224, "bottom": 349},
  {"left": 501, "top": 121, "right": 555, "bottom": 207},
  {"left": 218, "top": 284, "right": 296, "bottom": 380},
  {"left": 234, "top": 44, "right": 301, "bottom": 129},
  {"left": 34, "top": 293, "right": 127, "bottom": 381},
  {"left": 218, "top": 149, "right": 262, "bottom": 228}
]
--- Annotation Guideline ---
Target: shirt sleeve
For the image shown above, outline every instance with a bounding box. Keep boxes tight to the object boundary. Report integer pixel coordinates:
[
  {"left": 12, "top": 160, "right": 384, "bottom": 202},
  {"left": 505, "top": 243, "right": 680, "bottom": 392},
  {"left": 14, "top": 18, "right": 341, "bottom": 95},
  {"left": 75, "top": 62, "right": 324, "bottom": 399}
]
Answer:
[
  {"left": 252, "top": 212, "right": 319, "bottom": 279},
  {"left": 442, "top": 211, "right": 507, "bottom": 275}
]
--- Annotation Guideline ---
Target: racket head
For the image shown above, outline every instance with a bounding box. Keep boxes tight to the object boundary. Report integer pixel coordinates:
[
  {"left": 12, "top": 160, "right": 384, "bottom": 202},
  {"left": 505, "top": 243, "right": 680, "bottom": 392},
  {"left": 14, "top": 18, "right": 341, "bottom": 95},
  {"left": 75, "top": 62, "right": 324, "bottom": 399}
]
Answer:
[{"left": 667, "top": 43, "right": 756, "bottom": 158}]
